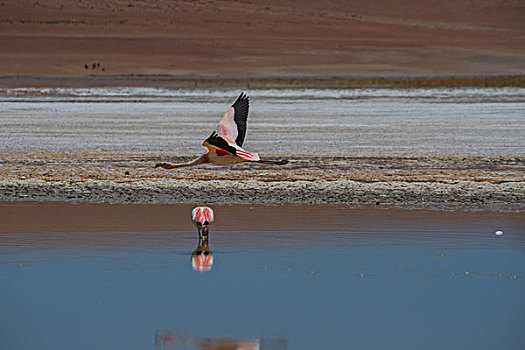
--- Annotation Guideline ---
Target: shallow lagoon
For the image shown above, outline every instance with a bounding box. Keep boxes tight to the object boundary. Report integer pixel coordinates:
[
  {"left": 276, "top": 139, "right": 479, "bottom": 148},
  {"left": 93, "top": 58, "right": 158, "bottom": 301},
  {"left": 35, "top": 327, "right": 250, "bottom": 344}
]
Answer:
[{"left": 1, "top": 204, "right": 524, "bottom": 349}]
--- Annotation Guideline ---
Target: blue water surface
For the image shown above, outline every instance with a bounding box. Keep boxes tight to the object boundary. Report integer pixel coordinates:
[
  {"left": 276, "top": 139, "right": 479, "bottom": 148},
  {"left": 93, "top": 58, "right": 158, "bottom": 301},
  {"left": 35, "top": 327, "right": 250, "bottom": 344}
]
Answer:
[{"left": 1, "top": 212, "right": 524, "bottom": 350}]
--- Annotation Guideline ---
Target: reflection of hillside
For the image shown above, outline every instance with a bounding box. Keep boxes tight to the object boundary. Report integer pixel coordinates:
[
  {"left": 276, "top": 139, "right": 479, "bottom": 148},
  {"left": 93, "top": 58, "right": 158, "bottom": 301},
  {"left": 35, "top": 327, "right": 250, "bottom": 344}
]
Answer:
[{"left": 155, "top": 331, "right": 288, "bottom": 350}]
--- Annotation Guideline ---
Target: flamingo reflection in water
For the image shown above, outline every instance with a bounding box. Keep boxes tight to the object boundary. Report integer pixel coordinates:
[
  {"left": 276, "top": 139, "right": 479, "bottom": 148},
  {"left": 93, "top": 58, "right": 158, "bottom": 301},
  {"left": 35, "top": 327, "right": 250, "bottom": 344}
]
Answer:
[
  {"left": 155, "top": 331, "right": 288, "bottom": 350},
  {"left": 191, "top": 236, "right": 214, "bottom": 272}
]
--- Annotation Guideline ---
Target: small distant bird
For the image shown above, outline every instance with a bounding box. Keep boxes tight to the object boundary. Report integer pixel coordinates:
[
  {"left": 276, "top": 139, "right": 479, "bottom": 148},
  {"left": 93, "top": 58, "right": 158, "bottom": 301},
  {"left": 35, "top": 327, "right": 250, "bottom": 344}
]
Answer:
[
  {"left": 155, "top": 92, "right": 288, "bottom": 169},
  {"left": 191, "top": 206, "right": 214, "bottom": 238}
]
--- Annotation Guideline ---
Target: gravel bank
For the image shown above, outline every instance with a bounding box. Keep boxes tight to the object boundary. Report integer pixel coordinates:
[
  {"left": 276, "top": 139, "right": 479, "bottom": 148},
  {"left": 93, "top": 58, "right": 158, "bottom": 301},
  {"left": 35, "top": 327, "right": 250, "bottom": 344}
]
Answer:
[{"left": 2, "top": 179, "right": 523, "bottom": 211}]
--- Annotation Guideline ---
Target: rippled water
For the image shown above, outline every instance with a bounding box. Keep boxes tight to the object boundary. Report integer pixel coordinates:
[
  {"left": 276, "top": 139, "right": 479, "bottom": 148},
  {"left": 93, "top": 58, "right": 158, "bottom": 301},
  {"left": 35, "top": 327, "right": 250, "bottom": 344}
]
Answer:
[
  {"left": 1, "top": 87, "right": 524, "bottom": 155},
  {"left": 1, "top": 204, "right": 524, "bottom": 350}
]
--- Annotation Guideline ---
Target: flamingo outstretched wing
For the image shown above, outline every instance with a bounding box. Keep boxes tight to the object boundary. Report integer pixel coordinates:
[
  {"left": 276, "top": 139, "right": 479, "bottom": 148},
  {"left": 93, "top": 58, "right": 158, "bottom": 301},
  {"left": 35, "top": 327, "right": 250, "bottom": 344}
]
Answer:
[
  {"left": 156, "top": 91, "right": 287, "bottom": 169},
  {"left": 217, "top": 92, "right": 249, "bottom": 146}
]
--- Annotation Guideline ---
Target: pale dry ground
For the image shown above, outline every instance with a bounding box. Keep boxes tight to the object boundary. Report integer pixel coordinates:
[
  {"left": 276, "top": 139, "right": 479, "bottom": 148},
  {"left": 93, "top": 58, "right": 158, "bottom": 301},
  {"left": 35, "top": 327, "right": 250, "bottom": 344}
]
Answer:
[
  {"left": 1, "top": 152, "right": 523, "bottom": 184},
  {"left": 1, "top": 0, "right": 524, "bottom": 78},
  {"left": 1, "top": 152, "right": 523, "bottom": 210}
]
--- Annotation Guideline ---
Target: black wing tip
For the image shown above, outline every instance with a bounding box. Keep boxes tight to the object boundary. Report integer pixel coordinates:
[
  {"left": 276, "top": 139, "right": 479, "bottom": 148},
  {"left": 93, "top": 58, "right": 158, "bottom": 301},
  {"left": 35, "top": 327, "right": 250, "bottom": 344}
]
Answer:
[
  {"left": 232, "top": 92, "right": 249, "bottom": 107},
  {"left": 231, "top": 92, "right": 249, "bottom": 147}
]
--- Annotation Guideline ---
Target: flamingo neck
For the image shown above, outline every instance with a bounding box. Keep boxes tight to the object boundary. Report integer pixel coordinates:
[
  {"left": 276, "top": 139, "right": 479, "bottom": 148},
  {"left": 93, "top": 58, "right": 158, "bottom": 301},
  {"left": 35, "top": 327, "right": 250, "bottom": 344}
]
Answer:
[
  {"left": 162, "top": 161, "right": 189, "bottom": 169},
  {"left": 162, "top": 154, "right": 209, "bottom": 169}
]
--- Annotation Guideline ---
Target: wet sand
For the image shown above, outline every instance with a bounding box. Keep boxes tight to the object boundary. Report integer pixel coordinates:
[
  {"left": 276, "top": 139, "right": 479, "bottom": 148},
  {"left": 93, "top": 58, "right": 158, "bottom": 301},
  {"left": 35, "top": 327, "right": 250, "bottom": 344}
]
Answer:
[
  {"left": 3, "top": 202, "right": 524, "bottom": 235},
  {"left": 1, "top": 203, "right": 524, "bottom": 349}
]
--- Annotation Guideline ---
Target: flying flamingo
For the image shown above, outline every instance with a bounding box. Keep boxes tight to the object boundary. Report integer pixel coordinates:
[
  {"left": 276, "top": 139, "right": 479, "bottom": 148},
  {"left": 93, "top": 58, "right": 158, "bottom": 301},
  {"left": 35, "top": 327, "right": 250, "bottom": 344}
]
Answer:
[
  {"left": 191, "top": 206, "right": 214, "bottom": 238},
  {"left": 155, "top": 92, "right": 288, "bottom": 169}
]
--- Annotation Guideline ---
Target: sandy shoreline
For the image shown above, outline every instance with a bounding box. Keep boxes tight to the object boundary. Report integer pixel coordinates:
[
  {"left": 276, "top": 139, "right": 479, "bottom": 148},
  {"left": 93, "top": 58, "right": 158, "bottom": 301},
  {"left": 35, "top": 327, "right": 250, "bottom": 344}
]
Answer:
[
  {"left": 1, "top": 153, "right": 523, "bottom": 211},
  {"left": 2, "top": 178, "right": 523, "bottom": 211}
]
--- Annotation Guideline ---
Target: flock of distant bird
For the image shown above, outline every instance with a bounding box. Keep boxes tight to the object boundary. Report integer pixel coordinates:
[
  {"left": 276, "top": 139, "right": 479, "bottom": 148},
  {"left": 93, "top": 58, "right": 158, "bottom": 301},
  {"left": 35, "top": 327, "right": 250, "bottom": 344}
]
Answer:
[
  {"left": 155, "top": 92, "right": 288, "bottom": 271},
  {"left": 84, "top": 62, "right": 105, "bottom": 72}
]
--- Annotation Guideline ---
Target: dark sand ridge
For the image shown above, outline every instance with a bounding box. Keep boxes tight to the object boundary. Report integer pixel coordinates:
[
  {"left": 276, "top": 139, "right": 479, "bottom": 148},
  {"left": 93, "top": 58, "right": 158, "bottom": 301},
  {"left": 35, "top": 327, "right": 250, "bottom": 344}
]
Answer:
[
  {"left": 1, "top": 0, "right": 524, "bottom": 79},
  {"left": 1, "top": 152, "right": 523, "bottom": 210}
]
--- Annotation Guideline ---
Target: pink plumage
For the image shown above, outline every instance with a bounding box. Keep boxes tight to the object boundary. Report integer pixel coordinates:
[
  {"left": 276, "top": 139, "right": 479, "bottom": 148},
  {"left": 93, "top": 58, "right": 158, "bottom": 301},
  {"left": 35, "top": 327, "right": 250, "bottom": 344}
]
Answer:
[
  {"left": 191, "top": 206, "right": 214, "bottom": 227},
  {"left": 191, "top": 206, "right": 214, "bottom": 238},
  {"left": 154, "top": 92, "right": 288, "bottom": 169}
]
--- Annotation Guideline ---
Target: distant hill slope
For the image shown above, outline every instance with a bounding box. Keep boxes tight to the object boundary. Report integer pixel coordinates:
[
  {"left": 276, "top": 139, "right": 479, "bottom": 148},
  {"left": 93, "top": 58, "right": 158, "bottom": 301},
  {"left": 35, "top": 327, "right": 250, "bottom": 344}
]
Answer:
[{"left": 1, "top": 0, "right": 524, "bottom": 77}]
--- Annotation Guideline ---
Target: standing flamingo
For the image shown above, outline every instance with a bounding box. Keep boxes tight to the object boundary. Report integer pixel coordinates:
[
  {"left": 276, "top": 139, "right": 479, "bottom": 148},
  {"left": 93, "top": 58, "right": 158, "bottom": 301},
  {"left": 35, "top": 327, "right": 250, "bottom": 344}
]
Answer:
[
  {"left": 191, "top": 206, "right": 214, "bottom": 238},
  {"left": 155, "top": 92, "right": 288, "bottom": 169}
]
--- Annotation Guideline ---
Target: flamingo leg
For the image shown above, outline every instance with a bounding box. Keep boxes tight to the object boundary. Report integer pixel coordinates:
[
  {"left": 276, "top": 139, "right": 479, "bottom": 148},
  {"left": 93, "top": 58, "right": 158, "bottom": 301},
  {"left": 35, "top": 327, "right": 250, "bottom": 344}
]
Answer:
[{"left": 255, "top": 159, "right": 289, "bottom": 165}]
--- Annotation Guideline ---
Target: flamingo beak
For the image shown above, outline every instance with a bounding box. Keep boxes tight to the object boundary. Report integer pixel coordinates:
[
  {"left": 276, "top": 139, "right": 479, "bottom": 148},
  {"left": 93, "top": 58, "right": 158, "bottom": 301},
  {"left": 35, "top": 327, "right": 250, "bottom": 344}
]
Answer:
[
  {"left": 154, "top": 162, "right": 163, "bottom": 168},
  {"left": 202, "top": 227, "right": 209, "bottom": 238}
]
